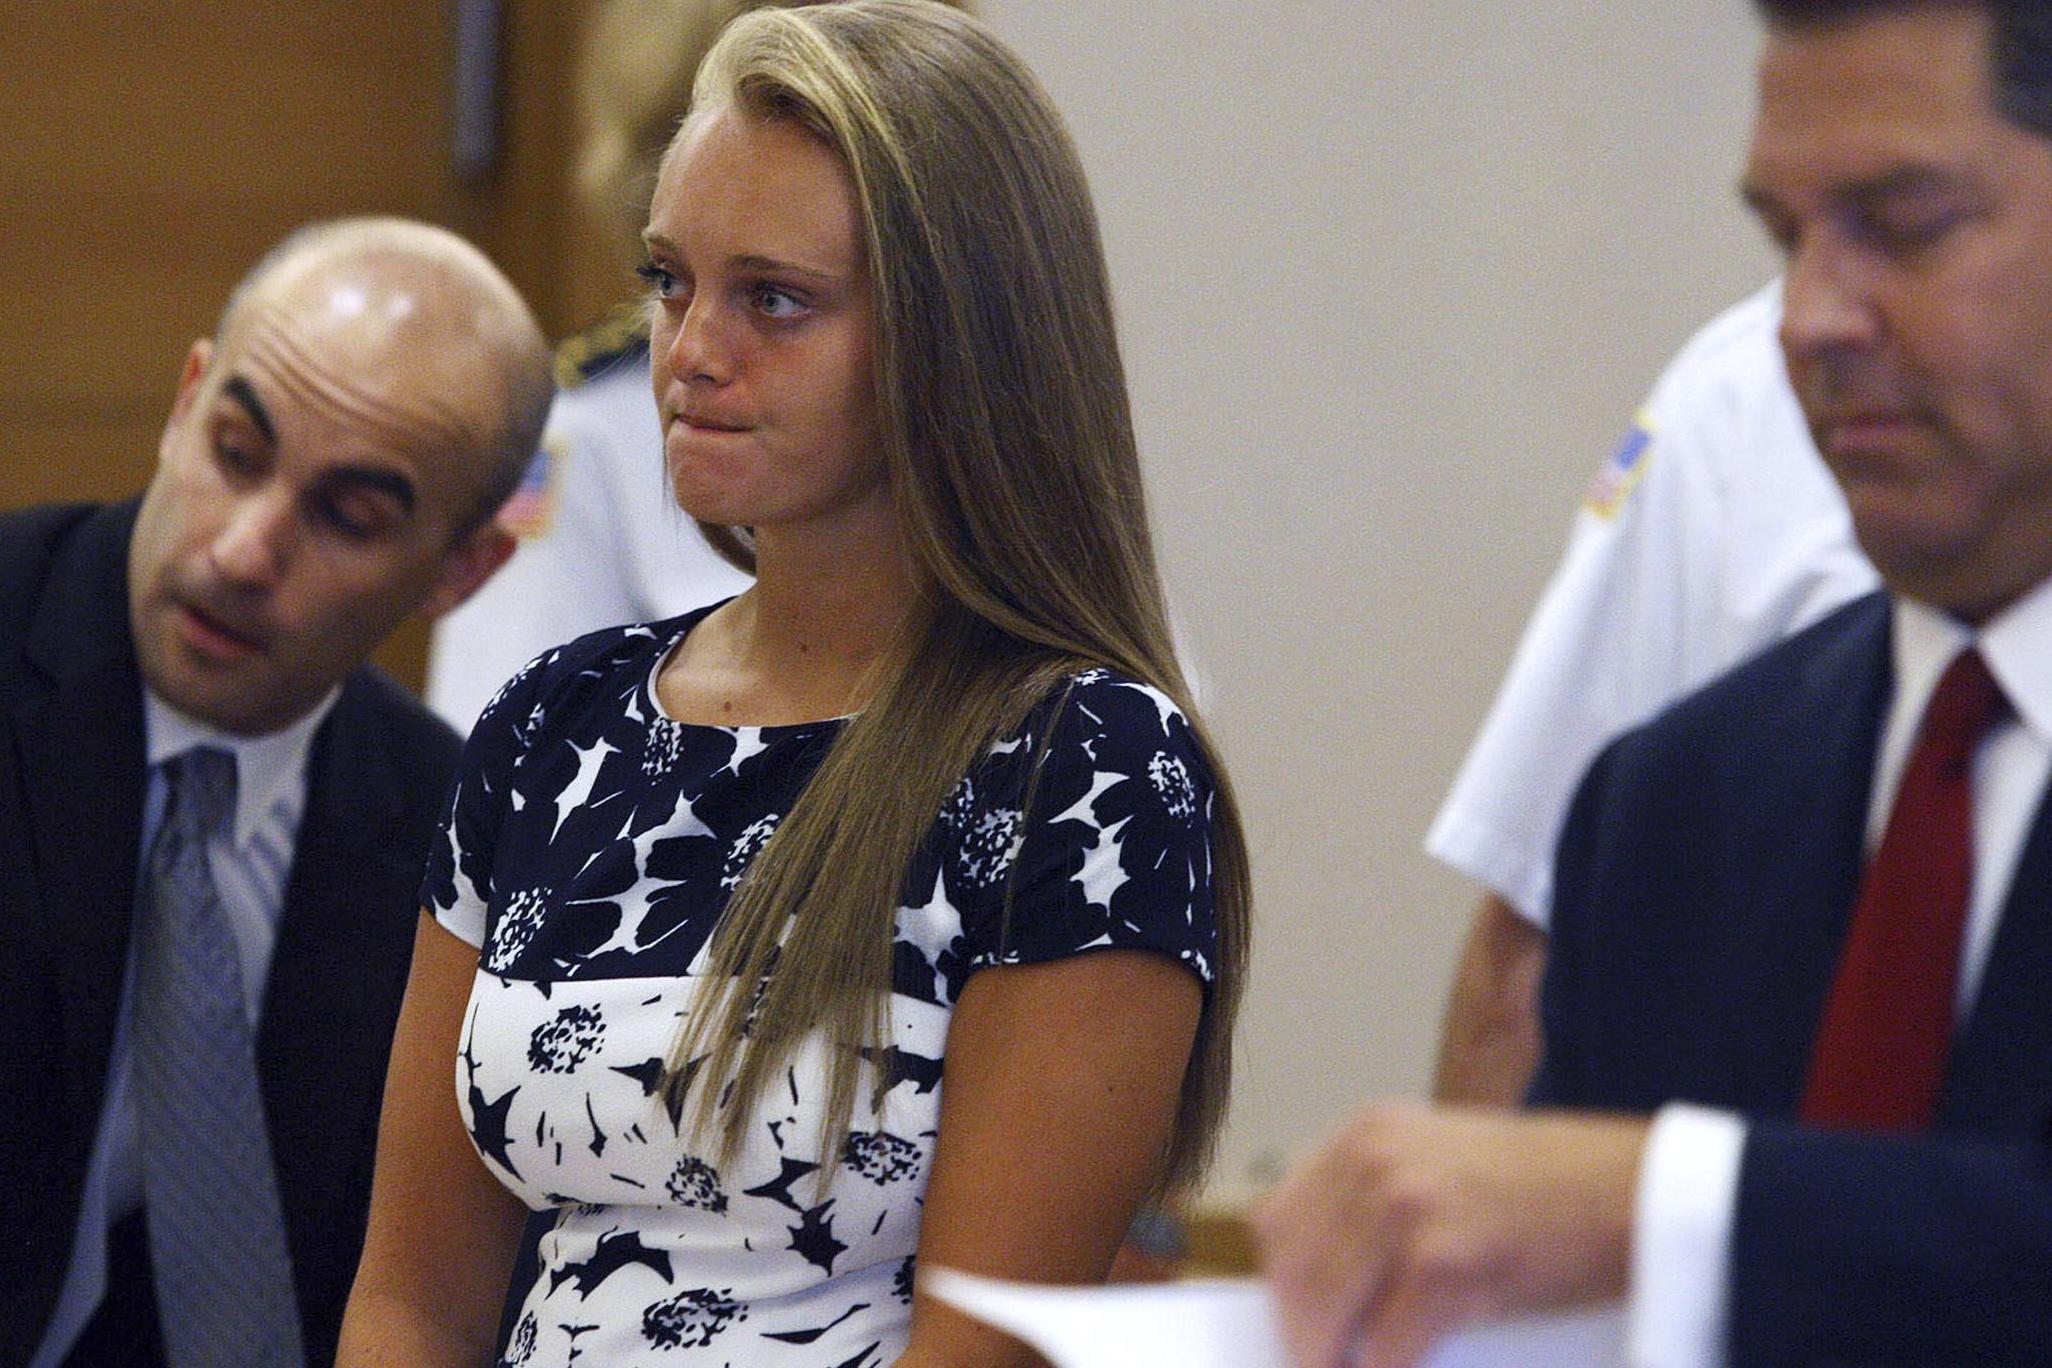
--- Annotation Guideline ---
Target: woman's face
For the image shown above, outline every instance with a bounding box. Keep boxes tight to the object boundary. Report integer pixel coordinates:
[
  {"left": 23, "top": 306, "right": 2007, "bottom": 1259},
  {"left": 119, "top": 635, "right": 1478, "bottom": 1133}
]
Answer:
[{"left": 643, "top": 107, "right": 887, "bottom": 546}]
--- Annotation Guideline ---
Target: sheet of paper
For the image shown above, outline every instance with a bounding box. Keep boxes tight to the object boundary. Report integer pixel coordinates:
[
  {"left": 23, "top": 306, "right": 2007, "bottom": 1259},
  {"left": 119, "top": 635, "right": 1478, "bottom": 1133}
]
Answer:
[{"left": 921, "top": 1268, "right": 1627, "bottom": 1368}]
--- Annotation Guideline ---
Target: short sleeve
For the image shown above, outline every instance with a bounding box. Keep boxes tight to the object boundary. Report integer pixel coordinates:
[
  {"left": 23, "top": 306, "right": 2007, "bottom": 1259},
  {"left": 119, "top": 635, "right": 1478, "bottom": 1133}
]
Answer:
[
  {"left": 945, "top": 671, "right": 1219, "bottom": 985},
  {"left": 1425, "top": 282, "right": 1876, "bottom": 925},
  {"left": 418, "top": 643, "right": 565, "bottom": 947}
]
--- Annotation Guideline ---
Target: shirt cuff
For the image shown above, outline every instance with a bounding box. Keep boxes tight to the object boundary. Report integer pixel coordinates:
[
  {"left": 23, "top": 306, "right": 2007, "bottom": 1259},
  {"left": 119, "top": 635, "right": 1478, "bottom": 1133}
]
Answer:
[{"left": 1628, "top": 1103, "right": 1744, "bottom": 1368}]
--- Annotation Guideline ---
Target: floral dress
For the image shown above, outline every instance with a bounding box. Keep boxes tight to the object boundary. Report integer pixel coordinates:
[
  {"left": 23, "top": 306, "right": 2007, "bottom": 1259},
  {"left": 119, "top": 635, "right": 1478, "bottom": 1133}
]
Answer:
[{"left": 422, "top": 607, "right": 1219, "bottom": 1366}]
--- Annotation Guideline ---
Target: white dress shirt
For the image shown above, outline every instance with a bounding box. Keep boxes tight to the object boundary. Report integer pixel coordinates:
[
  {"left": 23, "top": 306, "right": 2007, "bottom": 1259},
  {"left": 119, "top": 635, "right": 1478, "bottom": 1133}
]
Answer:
[
  {"left": 1629, "top": 581, "right": 2052, "bottom": 1368},
  {"left": 31, "top": 688, "right": 335, "bottom": 1368}
]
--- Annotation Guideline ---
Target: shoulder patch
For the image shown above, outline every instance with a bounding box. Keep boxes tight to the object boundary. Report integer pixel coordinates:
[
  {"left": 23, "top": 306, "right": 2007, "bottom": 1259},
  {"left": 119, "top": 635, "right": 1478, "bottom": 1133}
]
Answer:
[
  {"left": 496, "top": 433, "right": 564, "bottom": 539},
  {"left": 553, "top": 307, "right": 653, "bottom": 389},
  {"left": 1583, "top": 412, "right": 1656, "bottom": 520}
]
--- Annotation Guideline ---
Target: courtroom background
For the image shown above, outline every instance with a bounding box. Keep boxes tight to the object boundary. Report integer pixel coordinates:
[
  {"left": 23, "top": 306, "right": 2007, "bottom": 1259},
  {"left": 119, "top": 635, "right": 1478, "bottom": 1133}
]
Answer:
[{"left": 0, "top": 0, "right": 1775, "bottom": 1202}]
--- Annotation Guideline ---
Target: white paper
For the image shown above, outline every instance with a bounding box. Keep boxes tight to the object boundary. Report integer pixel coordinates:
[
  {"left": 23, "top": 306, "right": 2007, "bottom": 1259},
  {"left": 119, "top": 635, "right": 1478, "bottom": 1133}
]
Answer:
[{"left": 922, "top": 1268, "right": 1627, "bottom": 1368}]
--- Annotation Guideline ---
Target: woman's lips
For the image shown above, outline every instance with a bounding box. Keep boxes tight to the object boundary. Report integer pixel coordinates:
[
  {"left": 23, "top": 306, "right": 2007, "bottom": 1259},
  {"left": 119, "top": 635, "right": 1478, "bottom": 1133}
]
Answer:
[{"left": 678, "top": 413, "right": 750, "bottom": 433}]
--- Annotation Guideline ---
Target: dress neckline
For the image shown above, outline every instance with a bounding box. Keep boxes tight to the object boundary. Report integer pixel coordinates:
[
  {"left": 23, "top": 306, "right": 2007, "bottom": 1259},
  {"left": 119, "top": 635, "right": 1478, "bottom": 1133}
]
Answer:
[{"left": 640, "top": 615, "right": 857, "bottom": 735}]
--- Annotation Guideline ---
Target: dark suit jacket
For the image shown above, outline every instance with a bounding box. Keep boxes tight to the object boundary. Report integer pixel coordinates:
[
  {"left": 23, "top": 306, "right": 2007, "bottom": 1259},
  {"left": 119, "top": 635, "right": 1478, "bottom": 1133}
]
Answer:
[
  {"left": 1532, "top": 590, "right": 2052, "bottom": 1364},
  {"left": 0, "top": 500, "right": 461, "bottom": 1366}
]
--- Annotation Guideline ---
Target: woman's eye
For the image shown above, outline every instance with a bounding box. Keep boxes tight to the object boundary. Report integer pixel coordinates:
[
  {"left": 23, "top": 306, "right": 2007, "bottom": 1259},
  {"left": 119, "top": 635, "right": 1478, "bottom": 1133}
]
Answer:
[
  {"left": 754, "top": 284, "right": 806, "bottom": 319},
  {"left": 636, "top": 263, "right": 681, "bottom": 299}
]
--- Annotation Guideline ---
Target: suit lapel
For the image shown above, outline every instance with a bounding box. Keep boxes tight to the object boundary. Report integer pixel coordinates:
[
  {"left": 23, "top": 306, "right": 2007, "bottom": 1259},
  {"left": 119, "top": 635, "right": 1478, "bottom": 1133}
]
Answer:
[
  {"left": 1940, "top": 788, "right": 2052, "bottom": 1138},
  {"left": 15, "top": 503, "right": 149, "bottom": 1133},
  {"left": 1719, "top": 593, "right": 1892, "bottom": 1113},
  {"left": 258, "top": 672, "right": 422, "bottom": 1272}
]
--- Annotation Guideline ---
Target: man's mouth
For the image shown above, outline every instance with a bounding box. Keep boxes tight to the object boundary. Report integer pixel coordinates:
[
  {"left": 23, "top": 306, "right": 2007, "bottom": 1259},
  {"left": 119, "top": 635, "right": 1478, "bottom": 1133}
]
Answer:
[
  {"left": 175, "top": 598, "right": 268, "bottom": 659},
  {"left": 1812, "top": 406, "right": 1926, "bottom": 462}
]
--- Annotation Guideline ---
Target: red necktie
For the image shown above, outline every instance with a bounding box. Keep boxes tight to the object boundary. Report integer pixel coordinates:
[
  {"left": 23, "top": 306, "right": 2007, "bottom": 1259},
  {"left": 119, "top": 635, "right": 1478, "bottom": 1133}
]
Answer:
[{"left": 1801, "top": 646, "right": 2008, "bottom": 1131}]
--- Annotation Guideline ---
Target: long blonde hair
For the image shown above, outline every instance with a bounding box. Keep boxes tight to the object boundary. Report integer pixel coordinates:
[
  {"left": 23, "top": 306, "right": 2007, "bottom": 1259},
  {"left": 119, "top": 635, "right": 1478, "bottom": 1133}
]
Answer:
[
  {"left": 664, "top": 0, "right": 1250, "bottom": 1198},
  {"left": 574, "top": 0, "right": 975, "bottom": 254}
]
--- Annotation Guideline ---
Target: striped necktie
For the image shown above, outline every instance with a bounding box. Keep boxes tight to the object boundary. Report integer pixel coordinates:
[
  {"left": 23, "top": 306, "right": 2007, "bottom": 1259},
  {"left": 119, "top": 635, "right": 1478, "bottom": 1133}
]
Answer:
[{"left": 130, "top": 746, "right": 305, "bottom": 1367}]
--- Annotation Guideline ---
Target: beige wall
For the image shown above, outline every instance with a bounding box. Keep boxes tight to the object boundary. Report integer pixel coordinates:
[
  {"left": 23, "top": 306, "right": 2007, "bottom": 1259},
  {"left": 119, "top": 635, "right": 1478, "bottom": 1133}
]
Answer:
[
  {"left": 6, "top": 0, "right": 1783, "bottom": 1201},
  {"left": 0, "top": 0, "right": 586, "bottom": 691},
  {"left": 981, "top": 1, "right": 1779, "bottom": 1195}
]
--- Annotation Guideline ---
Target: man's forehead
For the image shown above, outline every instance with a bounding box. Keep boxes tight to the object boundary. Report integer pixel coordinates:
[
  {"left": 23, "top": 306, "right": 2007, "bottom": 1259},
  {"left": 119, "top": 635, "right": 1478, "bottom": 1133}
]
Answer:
[
  {"left": 215, "top": 301, "right": 442, "bottom": 422},
  {"left": 204, "top": 294, "right": 503, "bottom": 504},
  {"left": 283, "top": 273, "right": 425, "bottom": 333},
  {"left": 1746, "top": 7, "right": 1999, "bottom": 194},
  {"left": 227, "top": 254, "right": 460, "bottom": 354}
]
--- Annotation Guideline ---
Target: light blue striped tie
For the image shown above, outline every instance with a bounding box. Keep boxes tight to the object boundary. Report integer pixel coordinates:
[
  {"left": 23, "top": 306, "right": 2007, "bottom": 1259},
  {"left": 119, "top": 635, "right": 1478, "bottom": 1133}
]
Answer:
[{"left": 131, "top": 747, "right": 305, "bottom": 1367}]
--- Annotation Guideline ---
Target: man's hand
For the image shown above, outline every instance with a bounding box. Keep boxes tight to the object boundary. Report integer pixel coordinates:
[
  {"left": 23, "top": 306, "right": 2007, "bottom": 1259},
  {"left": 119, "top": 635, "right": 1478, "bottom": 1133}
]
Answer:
[{"left": 1251, "top": 1103, "right": 1649, "bottom": 1368}]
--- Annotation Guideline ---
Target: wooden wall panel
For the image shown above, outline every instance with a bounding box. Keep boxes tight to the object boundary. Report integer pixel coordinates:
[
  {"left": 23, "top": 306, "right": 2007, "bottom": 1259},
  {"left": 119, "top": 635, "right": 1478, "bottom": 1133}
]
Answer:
[
  {"left": 0, "top": 419, "right": 167, "bottom": 509},
  {"left": 0, "top": 0, "right": 586, "bottom": 690}
]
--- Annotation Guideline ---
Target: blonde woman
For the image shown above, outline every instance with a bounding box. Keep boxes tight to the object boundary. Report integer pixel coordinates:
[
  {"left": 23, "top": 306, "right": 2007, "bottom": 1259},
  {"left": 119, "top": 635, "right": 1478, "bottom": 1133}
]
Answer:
[
  {"left": 424, "top": 0, "right": 972, "bottom": 732},
  {"left": 341, "top": 4, "right": 1248, "bottom": 1365}
]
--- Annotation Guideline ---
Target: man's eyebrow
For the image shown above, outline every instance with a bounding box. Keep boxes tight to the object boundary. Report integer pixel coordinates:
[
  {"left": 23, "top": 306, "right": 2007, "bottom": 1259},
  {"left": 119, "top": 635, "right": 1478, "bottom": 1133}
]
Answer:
[
  {"left": 323, "top": 465, "right": 417, "bottom": 513},
  {"left": 1842, "top": 165, "right": 1962, "bottom": 205},
  {"left": 222, "top": 375, "right": 278, "bottom": 447},
  {"left": 1742, "top": 164, "right": 1961, "bottom": 213}
]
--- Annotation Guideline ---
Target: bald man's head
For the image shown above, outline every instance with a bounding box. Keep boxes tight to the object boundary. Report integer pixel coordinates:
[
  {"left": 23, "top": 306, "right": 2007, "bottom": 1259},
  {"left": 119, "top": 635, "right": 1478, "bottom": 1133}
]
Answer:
[
  {"left": 129, "top": 218, "right": 550, "bottom": 734},
  {"left": 215, "top": 217, "right": 552, "bottom": 526}
]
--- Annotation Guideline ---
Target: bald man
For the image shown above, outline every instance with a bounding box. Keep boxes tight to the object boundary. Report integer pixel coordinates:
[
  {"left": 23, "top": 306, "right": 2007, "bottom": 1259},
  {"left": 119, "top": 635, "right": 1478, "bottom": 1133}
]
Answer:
[{"left": 2, "top": 218, "right": 551, "bottom": 1367}]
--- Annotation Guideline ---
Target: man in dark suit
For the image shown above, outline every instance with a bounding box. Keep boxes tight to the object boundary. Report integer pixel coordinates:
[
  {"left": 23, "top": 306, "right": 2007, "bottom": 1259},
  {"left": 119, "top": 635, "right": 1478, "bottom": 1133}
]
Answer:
[
  {"left": 4, "top": 218, "right": 551, "bottom": 1367},
  {"left": 1256, "top": 3, "right": 2052, "bottom": 1365}
]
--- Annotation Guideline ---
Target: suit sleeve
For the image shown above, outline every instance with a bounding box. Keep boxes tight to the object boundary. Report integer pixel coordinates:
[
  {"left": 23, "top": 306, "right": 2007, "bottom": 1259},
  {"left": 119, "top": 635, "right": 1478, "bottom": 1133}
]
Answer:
[
  {"left": 1728, "top": 1121, "right": 2052, "bottom": 1365},
  {"left": 1526, "top": 732, "right": 1631, "bottom": 1107}
]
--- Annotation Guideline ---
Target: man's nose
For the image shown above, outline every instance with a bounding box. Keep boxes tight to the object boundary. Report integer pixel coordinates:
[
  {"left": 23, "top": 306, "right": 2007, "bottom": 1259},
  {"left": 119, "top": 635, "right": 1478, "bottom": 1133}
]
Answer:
[
  {"left": 208, "top": 492, "right": 292, "bottom": 589},
  {"left": 1779, "top": 233, "right": 1881, "bottom": 367}
]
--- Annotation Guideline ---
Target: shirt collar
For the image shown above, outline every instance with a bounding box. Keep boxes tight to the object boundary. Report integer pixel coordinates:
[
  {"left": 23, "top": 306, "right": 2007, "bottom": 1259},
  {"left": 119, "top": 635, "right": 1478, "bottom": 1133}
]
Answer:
[
  {"left": 1894, "top": 575, "right": 2052, "bottom": 745},
  {"left": 144, "top": 687, "right": 340, "bottom": 849}
]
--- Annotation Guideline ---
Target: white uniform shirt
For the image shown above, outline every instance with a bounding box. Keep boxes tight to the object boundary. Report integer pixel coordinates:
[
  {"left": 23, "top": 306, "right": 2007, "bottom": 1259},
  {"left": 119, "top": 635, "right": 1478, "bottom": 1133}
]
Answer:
[
  {"left": 425, "top": 346, "right": 753, "bottom": 733},
  {"left": 1631, "top": 584, "right": 2052, "bottom": 1368},
  {"left": 1426, "top": 282, "right": 1881, "bottom": 925}
]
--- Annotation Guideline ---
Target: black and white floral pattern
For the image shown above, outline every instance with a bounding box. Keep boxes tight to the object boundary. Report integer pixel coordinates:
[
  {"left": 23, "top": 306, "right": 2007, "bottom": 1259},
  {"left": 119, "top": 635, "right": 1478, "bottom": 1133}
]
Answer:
[
  {"left": 665, "top": 1155, "right": 729, "bottom": 1212},
  {"left": 528, "top": 1004, "right": 605, "bottom": 1073},
  {"left": 424, "top": 608, "right": 1217, "bottom": 1365},
  {"left": 956, "top": 806, "right": 1022, "bottom": 887},
  {"left": 643, "top": 1287, "right": 747, "bottom": 1349},
  {"left": 500, "top": 1310, "right": 536, "bottom": 1366},
  {"left": 487, "top": 889, "right": 549, "bottom": 973},
  {"left": 1149, "top": 750, "right": 1199, "bottom": 820},
  {"left": 842, "top": 1130, "right": 923, "bottom": 1186}
]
